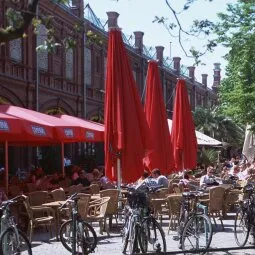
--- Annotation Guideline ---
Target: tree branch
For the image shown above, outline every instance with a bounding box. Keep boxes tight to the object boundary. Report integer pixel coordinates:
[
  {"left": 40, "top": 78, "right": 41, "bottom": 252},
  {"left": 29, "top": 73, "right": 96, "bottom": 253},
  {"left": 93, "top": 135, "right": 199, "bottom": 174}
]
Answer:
[{"left": 0, "top": 0, "right": 39, "bottom": 43}]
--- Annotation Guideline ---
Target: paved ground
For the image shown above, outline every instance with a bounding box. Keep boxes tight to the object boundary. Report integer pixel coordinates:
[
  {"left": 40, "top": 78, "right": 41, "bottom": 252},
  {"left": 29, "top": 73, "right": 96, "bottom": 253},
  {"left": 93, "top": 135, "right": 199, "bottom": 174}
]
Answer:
[{"left": 30, "top": 215, "right": 255, "bottom": 255}]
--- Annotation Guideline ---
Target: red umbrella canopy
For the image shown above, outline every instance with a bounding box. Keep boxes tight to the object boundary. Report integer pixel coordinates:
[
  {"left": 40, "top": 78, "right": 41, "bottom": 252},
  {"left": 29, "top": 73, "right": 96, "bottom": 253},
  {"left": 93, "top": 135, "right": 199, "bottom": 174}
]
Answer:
[
  {"left": 57, "top": 114, "right": 104, "bottom": 142},
  {"left": 144, "top": 61, "right": 174, "bottom": 175},
  {"left": 171, "top": 79, "right": 197, "bottom": 171},
  {"left": 0, "top": 111, "right": 54, "bottom": 145},
  {"left": 104, "top": 29, "right": 151, "bottom": 183},
  {"left": 0, "top": 105, "right": 82, "bottom": 143}
]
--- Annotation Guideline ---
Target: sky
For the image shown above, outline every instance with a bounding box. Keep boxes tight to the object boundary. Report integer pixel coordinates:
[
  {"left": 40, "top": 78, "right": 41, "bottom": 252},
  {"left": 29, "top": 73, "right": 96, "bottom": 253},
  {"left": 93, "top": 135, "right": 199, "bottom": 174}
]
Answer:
[{"left": 86, "top": 0, "right": 237, "bottom": 87}]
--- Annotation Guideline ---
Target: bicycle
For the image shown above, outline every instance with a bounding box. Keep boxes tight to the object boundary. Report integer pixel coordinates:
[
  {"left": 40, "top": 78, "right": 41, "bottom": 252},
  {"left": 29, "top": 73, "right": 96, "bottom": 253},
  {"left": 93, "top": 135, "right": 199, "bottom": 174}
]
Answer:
[
  {"left": 59, "top": 193, "right": 97, "bottom": 255},
  {"left": 0, "top": 195, "right": 32, "bottom": 255},
  {"left": 122, "top": 184, "right": 166, "bottom": 254},
  {"left": 234, "top": 182, "right": 255, "bottom": 247},
  {"left": 176, "top": 189, "right": 213, "bottom": 254}
]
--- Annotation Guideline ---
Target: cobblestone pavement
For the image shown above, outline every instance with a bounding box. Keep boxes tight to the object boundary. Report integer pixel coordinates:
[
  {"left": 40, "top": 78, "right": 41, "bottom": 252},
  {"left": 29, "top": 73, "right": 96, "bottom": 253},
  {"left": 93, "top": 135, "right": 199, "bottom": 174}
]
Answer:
[{"left": 30, "top": 216, "right": 255, "bottom": 255}]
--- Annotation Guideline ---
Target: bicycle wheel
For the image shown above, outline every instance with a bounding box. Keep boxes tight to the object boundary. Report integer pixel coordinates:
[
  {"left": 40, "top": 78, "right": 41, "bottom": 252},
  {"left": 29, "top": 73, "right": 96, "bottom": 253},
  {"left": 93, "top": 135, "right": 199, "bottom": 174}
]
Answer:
[
  {"left": 234, "top": 207, "right": 250, "bottom": 247},
  {"left": 60, "top": 219, "right": 97, "bottom": 254},
  {"left": 139, "top": 217, "right": 166, "bottom": 253},
  {"left": 0, "top": 227, "right": 32, "bottom": 255},
  {"left": 181, "top": 214, "right": 213, "bottom": 255}
]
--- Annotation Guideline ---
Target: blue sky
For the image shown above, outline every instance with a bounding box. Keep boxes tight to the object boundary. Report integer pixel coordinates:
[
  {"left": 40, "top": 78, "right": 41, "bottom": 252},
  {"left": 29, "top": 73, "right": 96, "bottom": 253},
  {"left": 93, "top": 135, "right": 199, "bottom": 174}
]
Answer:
[{"left": 86, "top": 0, "right": 237, "bottom": 87}]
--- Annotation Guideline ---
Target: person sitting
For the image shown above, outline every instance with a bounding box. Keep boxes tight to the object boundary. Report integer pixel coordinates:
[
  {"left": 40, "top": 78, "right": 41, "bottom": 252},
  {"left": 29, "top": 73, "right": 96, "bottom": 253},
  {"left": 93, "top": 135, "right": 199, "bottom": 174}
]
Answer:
[
  {"left": 99, "top": 170, "right": 114, "bottom": 189},
  {"left": 73, "top": 170, "right": 90, "bottom": 187},
  {"left": 136, "top": 170, "right": 150, "bottom": 185},
  {"left": 151, "top": 168, "right": 168, "bottom": 188},
  {"left": 200, "top": 166, "right": 219, "bottom": 187},
  {"left": 178, "top": 172, "right": 190, "bottom": 190}
]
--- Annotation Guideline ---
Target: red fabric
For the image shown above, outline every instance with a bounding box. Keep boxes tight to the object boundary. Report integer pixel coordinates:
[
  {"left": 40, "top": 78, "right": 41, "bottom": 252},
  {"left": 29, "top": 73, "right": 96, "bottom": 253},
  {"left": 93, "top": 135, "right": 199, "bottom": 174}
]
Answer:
[
  {"left": 104, "top": 29, "right": 151, "bottom": 183},
  {"left": 171, "top": 79, "right": 197, "bottom": 171},
  {"left": 144, "top": 61, "right": 174, "bottom": 175},
  {"left": 0, "top": 111, "right": 54, "bottom": 145},
  {"left": 0, "top": 105, "right": 82, "bottom": 144},
  {"left": 57, "top": 115, "right": 104, "bottom": 142}
]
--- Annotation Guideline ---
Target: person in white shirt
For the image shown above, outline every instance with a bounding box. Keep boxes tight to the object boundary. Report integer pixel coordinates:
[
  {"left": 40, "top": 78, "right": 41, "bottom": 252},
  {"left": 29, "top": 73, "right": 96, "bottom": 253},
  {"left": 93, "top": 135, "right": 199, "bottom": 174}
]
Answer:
[
  {"left": 151, "top": 168, "right": 168, "bottom": 188},
  {"left": 200, "top": 166, "right": 216, "bottom": 187}
]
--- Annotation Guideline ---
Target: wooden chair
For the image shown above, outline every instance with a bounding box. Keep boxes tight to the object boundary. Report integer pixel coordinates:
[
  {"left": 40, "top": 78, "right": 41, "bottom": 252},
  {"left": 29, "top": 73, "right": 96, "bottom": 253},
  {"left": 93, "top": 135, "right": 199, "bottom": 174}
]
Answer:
[
  {"left": 51, "top": 188, "right": 66, "bottom": 201},
  {"left": 23, "top": 195, "right": 55, "bottom": 242},
  {"left": 100, "top": 189, "right": 119, "bottom": 227},
  {"left": 28, "top": 191, "right": 48, "bottom": 206},
  {"left": 89, "top": 183, "right": 100, "bottom": 195},
  {"left": 166, "top": 194, "right": 182, "bottom": 233},
  {"left": 86, "top": 197, "right": 110, "bottom": 236},
  {"left": 201, "top": 186, "right": 226, "bottom": 229}
]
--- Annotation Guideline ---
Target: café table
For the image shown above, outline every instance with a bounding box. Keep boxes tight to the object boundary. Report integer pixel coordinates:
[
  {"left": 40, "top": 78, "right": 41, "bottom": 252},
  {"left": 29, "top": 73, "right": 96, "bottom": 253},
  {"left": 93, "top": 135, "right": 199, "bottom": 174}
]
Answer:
[{"left": 42, "top": 201, "right": 66, "bottom": 240}]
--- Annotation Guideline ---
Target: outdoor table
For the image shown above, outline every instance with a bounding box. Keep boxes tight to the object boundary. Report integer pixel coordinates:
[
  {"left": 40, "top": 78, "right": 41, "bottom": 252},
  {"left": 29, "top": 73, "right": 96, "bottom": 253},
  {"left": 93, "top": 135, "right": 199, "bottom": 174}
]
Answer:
[{"left": 42, "top": 201, "right": 66, "bottom": 241}]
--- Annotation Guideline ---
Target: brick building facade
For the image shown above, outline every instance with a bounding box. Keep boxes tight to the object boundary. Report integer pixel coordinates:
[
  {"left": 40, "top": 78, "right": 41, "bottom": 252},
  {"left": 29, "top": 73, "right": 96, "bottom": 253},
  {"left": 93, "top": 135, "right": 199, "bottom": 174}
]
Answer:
[{"left": 0, "top": 0, "right": 220, "bottom": 171}]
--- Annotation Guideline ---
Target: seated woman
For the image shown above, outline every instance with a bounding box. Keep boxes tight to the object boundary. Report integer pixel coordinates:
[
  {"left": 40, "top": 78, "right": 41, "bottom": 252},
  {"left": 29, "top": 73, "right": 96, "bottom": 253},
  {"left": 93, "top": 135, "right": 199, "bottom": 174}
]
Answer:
[{"left": 178, "top": 173, "right": 190, "bottom": 191}]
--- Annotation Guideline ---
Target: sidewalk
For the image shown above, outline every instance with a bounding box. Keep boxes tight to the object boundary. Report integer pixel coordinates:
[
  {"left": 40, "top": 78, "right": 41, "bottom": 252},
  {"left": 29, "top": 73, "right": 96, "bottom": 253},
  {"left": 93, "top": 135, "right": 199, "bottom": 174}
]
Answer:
[{"left": 30, "top": 215, "right": 255, "bottom": 254}]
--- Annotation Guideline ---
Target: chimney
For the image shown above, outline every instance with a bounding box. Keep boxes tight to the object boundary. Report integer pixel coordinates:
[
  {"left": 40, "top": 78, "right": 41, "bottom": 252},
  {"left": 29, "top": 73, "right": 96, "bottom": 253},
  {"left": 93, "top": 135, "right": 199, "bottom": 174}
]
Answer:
[
  {"left": 155, "top": 46, "right": 164, "bottom": 65},
  {"left": 201, "top": 74, "right": 208, "bottom": 87},
  {"left": 71, "top": 0, "right": 84, "bottom": 18},
  {"left": 133, "top": 31, "right": 144, "bottom": 54},
  {"left": 212, "top": 63, "right": 221, "bottom": 90},
  {"left": 187, "top": 66, "right": 195, "bottom": 81},
  {"left": 106, "top": 12, "right": 119, "bottom": 29},
  {"left": 173, "top": 57, "right": 181, "bottom": 75}
]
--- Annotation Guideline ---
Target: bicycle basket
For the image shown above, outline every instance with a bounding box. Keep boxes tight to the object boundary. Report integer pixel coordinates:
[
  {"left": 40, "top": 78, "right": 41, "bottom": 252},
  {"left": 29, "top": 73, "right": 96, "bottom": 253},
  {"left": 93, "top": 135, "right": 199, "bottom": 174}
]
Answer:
[{"left": 127, "top": 191, "right": 149, "bottom": 209}]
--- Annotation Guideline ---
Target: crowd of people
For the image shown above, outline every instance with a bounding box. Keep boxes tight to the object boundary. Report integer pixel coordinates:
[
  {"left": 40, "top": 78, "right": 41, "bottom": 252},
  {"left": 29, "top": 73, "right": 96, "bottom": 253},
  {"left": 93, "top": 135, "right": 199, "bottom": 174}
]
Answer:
[{"left": 1, "top": 155, "right": 255, "bottom": 206}]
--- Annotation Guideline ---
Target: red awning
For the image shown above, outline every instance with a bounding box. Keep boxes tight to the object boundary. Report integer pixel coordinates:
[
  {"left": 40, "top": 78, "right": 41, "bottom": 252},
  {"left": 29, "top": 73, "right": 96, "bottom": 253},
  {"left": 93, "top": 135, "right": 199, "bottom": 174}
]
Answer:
[
  {"left": 144, "top": 61, "right": 174, "bottom": 175},
  {"left": 57, "top": 114, "right": 104, "bottom": 142}
]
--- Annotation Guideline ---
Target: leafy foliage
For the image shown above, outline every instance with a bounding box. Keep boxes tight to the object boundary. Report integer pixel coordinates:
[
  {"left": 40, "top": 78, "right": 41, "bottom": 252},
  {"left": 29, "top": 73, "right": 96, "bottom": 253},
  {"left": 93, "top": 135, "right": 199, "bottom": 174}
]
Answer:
[
  {"left": 197, "top": 149, "right": 218, "bottom": 167},
  {"left": 215, "top": 0, "right": 255, "bottom": 127},
  {"left": 193, "top": 107, "right": 245, "bottom": 147}
]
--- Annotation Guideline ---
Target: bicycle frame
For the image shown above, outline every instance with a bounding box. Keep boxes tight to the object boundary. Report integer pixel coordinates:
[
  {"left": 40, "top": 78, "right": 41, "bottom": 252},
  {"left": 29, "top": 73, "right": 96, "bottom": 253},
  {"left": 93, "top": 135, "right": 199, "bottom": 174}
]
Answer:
[{"left": 1, "top": 201, "right": 21, "bottom": 254}]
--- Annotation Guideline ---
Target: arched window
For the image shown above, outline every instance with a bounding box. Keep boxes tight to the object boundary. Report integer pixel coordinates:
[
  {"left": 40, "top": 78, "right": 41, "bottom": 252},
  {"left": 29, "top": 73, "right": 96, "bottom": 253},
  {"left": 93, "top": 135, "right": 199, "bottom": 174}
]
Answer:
[
  {"left": 37, "top": 24, "right": 48, "bottom": 70},
  {"left": 66, "top": 49, "right": 74, "bottom": 80}
]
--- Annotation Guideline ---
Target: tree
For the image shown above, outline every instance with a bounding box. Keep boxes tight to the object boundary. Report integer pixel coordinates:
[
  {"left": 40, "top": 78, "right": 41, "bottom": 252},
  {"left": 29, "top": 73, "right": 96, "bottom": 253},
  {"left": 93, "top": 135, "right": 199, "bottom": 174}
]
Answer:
[
  {"left": 215, "top": 0, "right": 255, "bottom": 128},
  {"left": 193, "top": 107, "right": 245, "bottom": 147},
  {"left": 0, "top": 0, "right": 103, "bottom": 51},
  {"left": 0, "top": 0, "right": 39, "bottom": 43}
]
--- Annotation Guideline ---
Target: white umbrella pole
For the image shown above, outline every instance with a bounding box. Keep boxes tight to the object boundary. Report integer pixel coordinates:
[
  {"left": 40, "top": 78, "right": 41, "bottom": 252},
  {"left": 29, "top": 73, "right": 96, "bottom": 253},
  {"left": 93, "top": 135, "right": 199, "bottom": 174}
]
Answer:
[{"left": 5, "top": 141, "right": 8, "bottom": 195}]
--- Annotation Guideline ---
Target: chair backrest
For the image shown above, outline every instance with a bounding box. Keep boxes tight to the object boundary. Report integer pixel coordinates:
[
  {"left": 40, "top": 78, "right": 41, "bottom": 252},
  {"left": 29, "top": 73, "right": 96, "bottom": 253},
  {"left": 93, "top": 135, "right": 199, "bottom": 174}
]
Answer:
[
  {"left": 51, "top": 188, "right": 66, "bottom": 201},
  {"left": 209, "top": 186, "right": 226, "bottom": 212},
  {"left": 23, "top": 195, "right": 33, "bottom": 220},
  {"left": 77, "top": 193, "right": 91, "bottom": 220},
  {"left": 166, "top": 194, "right": 182, "bottom": 216},
  {"left": 66, "top": 185, "right": 77, "bottom": 196},
  {"left": 90, "top": 183, "right": 100, "bottom": 195},
  {"left": 100, "top": 189, "right": 119, "bottom": 215},
  {"left": 28, "top": 191, "right": 48, "bottom": 206},
  {"left": 173, "top": 185, "right": 183, "bottom": 194},
  {"left": 99, "top": 197, "right": 110, "bottom": 217}
]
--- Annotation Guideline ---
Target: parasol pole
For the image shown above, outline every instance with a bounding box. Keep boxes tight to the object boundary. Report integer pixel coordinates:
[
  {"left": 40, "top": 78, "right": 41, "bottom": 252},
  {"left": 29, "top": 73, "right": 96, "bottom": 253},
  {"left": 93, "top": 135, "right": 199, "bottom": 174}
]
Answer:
[
  {"left": 61, "top": 142, "right": 65, "bottom": 178},
  {"left": 117, "top": 157, "right": 121, "bottom": 190},
  {"left": 5, "top": 141, "right": 8, "bottom": 195}
]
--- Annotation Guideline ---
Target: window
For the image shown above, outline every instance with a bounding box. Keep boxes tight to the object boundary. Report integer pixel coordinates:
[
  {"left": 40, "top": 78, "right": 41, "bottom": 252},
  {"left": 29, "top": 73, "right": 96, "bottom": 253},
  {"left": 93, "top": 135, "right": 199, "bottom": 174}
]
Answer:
[
  {"left": 9, "top": 39, "right": 22, "bottom": 62},
  {"left": 37, "top": 25, "right": 48, "bottom": 70},
  {"left": 66, "top": 49, "right": 74, "bottom": 80},
  {"left": 85, "top": 47, "right": 92, "bottom": 87}
]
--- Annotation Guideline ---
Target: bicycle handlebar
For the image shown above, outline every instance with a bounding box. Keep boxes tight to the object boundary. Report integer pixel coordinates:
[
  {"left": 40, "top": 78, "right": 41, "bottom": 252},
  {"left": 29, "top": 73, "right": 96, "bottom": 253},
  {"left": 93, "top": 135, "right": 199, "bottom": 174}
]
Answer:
[
  {"left": 0, "top": 195, "right": 25, "bottom": 210},
  {"left": 59, "top": 192, "right": 78, "bottom": 210}
]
